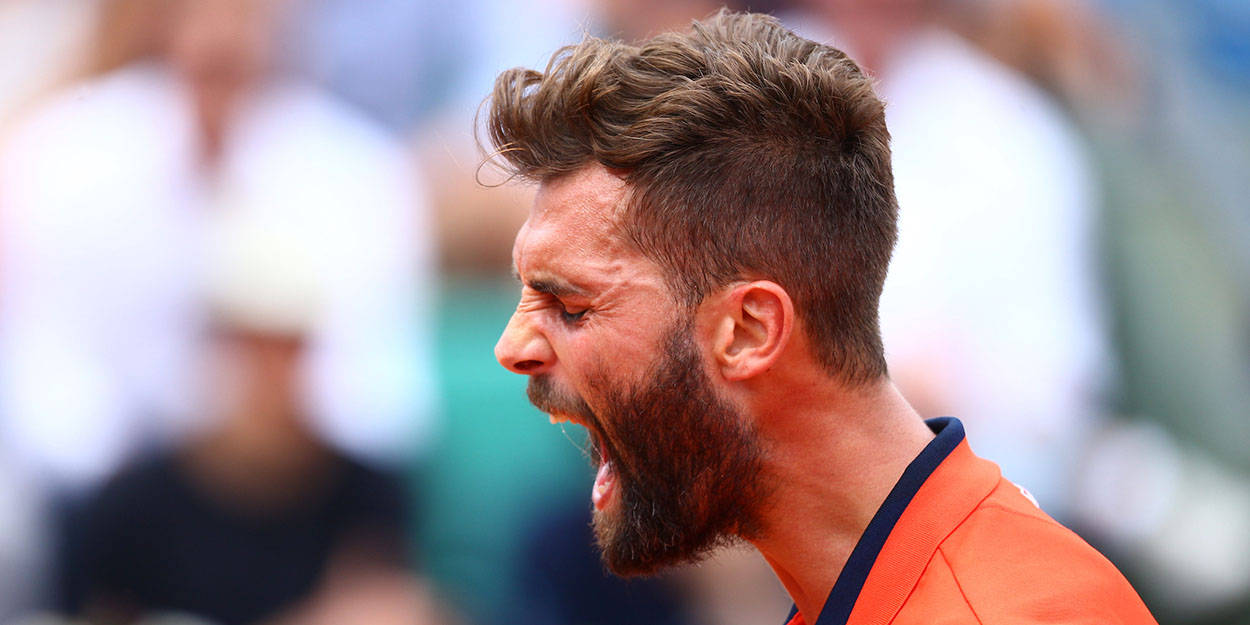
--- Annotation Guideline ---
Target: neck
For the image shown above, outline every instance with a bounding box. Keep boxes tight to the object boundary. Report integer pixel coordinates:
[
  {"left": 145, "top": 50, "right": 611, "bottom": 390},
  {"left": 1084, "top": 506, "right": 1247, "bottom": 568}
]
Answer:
[
  {"left": 183, "top": 412, "right": 333, "bottom": 511},
  {"left": 748, "top": 379, "right": 933, "bottom": 623}
]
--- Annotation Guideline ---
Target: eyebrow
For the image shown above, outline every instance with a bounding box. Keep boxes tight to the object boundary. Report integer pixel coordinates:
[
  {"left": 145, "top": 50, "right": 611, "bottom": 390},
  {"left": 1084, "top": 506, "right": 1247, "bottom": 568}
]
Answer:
[
  {"left": 530, "top": 277, "right": 590, "bottom": 299},
  {"left": 512, "top": 265, "right": 590, "bottom": 299}
]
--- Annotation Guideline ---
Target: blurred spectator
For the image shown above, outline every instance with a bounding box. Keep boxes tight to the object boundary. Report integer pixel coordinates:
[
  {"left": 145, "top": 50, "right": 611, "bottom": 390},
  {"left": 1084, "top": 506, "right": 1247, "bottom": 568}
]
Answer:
[
  {"left": 929, "top": 2, "right": 1250, "bottom": 621},
  {"left": 290, "top": 0, "right": 486, "bottom": 133},
  {"left": 514, "top": 499, "right": 692, "bottom": 625},
  {"left": 0, "top": 0, "right": 435, "bottom": 495},
  {"left": 943, "top": 0, "right": 1136, "bottom": 118},
  {"left": 784, "top": 1, "right": 1250, "bottom": 622},
  {"left": 785, "top": 0, "right": 1108, "bottom": 522},
  {"left": 1081, "top": 0, "right": 1250, "bottom": 471},
  {"left": 291, "top": 0, "right": 456, "bottom": 132},
  {"left": 0, "top": 0, "right": 95, "bottom": 127},
  {"left": 958, "top": 2, "right": 1250, "bottom": 621},
  {"left": 56, "top": 209, "right": 442, "bottom": 625}
]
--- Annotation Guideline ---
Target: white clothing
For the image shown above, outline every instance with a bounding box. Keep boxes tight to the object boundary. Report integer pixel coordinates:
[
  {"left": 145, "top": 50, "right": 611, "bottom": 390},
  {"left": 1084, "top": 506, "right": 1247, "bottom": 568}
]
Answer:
[
  {"left": 0, "top": 64, "right": 436, "bottom": 489},
  {"left": 875, "top": 31, "right": 1109, "bottom": 512}
]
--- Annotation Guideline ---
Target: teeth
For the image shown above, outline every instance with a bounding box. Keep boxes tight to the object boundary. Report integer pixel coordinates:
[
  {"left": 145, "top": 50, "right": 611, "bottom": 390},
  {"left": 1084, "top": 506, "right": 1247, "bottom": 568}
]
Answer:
[{"left": 549, "top": 413, "right": 570, "bottom": 424}]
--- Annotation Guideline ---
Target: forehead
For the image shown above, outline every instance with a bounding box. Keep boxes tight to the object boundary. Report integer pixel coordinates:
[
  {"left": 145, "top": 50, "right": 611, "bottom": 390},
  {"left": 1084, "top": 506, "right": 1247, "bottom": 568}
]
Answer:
[{"left": 513, "top": 165, "right": 638, "bottom": 274}]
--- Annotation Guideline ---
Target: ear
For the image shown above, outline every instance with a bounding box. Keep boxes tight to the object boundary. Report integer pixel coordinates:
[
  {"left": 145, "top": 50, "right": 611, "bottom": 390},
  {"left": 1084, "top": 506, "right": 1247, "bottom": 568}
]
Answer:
[{"left": 706, "top": 281, "right": 794, "bottom": 381}]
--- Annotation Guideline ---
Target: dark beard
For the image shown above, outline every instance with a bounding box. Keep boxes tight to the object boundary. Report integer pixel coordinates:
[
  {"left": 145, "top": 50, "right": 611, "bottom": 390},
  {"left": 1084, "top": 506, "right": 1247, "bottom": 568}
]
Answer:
[{"left": 528, "top": 322, "right": 771, "bottom": 577}]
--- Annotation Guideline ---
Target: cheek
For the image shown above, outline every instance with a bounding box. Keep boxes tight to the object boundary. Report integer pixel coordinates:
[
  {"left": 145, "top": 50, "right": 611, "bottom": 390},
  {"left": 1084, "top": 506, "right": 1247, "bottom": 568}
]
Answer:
[
  {"left": 551, "top": 334, "right": 602, "bottom": 395},
  {"left": 582, "top": 317, "right": 669, "bottom": 362},
  {"left": 546, "top": 295, "right": 683, "bottom": 393},
  {"left": 554, "top": 332, "right": 654, "bottom": 414}
]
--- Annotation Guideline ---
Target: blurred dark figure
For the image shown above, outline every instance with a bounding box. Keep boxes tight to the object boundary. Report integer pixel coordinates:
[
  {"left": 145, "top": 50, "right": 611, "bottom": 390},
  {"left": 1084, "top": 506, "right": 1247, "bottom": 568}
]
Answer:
[
  {"left": 514, "top": 499, "right": 691, "bottom": 625},
  {"left": 61, "top": 333, "right": 411, "bottom": 625},
  {"left": 57, "top": 212, "right": 444, "bottom": 625}
]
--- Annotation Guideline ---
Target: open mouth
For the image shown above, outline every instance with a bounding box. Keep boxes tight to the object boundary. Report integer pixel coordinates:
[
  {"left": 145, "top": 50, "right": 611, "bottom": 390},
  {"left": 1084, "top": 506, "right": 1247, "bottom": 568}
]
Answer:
[{"left": 550, "top": 412, "right": 617, "bottom": 510}]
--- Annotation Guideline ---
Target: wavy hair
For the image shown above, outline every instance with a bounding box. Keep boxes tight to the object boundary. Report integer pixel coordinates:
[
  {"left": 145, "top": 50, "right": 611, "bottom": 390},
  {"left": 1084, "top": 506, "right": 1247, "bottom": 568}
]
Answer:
[{"left": 487, "top": 10, "right": 898, "bottom": 384}]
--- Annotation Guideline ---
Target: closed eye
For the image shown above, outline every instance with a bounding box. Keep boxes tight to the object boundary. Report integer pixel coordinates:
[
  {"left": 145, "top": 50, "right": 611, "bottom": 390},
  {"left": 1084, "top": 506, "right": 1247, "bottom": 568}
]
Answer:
[{"left": 559, "top": 307, "right": 588, "bottom": 323}]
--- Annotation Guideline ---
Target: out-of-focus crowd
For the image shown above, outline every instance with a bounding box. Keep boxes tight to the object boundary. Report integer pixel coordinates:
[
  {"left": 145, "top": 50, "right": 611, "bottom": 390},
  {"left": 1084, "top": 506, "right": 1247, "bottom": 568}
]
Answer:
[{"left": 0, "top": 1, "right": 1246, "bottom": 624}]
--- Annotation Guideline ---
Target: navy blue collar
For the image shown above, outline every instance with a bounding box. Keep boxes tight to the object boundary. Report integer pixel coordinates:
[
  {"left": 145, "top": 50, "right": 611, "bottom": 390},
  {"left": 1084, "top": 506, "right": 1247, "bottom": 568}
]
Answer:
[{"left": 783, "top": 417, "right": 966, "bottom": 625}]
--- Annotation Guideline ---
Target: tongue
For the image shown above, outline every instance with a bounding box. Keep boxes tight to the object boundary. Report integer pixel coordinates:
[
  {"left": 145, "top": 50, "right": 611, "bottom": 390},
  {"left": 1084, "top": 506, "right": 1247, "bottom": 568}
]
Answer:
[{"left": 592, "top": 461, "right": 615, "bottom": 510}]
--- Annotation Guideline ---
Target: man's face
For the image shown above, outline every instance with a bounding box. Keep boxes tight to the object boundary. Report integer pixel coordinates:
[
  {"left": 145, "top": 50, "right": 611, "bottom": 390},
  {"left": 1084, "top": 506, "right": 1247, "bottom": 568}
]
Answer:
[{"left": 495, "top": 165, "right": 770, "bottom": 576}]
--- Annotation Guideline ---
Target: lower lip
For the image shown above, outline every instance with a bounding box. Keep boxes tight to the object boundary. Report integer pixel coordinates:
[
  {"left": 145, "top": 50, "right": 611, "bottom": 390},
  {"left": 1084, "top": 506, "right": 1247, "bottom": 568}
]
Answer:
[{"left": 592, "top": 460, "right": 616, "bottom": 509}]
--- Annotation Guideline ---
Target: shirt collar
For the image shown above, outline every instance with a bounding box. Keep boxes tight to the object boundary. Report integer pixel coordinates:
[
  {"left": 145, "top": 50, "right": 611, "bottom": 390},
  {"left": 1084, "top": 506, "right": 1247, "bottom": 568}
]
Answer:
[{"left": 784, "top": 417, "right": 1000, "bottom": 625}]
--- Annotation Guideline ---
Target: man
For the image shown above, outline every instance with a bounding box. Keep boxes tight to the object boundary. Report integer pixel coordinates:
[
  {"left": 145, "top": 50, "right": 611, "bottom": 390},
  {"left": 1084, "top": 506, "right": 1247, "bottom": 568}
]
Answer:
[
  {"left": 59, "top": 202, "right": 443, "bottom": 625},
  {"left": 489, "top": 10, "right": 1156, "bottom": 625}
]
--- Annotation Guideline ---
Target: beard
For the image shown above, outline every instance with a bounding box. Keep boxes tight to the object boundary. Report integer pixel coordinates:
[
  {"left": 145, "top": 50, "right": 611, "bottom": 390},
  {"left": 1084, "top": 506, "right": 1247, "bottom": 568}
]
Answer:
[{"left": 527, "top": 321, "right": 771, "bottom": 577}]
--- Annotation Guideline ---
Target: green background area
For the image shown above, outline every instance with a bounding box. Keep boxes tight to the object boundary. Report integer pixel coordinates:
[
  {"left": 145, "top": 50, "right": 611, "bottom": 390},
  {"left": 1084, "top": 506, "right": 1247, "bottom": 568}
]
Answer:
[{"left": 416, "top": 278, "right": 590, "bottom": 624}]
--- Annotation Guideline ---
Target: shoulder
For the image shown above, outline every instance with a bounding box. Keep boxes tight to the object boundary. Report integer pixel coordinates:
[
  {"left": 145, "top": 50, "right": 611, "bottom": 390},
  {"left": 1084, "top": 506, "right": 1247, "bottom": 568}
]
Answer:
[
  {"left": 933, "top": 480, "right": 1156, "bottom": 625},
  {"left": 1, "top": 64, "right": 192, "bottom": 219}
]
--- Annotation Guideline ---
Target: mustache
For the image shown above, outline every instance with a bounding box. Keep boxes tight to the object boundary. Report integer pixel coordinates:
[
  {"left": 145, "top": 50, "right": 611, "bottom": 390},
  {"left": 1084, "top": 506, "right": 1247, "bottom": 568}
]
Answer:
[
  {"left": 527, "top": 375, "right": 596, "bottom": 421},
  {"left": 527, "top": 375, "right": 610, "bottom": 464}
]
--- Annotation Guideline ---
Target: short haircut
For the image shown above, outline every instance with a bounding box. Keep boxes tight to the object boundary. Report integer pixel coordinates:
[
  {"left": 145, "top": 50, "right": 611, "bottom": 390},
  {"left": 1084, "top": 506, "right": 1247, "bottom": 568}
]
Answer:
[{"left": 486, "top": 10, "right": 898, "bottom": 384}]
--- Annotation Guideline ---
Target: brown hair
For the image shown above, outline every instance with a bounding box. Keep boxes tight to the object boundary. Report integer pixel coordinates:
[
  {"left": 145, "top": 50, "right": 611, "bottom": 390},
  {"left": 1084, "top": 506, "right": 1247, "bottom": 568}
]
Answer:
[{"left": 487, "top": 10, "right": 897, "bottom": 384}]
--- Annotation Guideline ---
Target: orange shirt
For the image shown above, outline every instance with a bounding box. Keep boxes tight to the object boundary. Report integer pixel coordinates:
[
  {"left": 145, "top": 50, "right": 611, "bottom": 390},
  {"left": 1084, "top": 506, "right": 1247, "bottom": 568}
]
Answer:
[{"left": 785, "top": 418, "right": 1157, "bottom": 625}]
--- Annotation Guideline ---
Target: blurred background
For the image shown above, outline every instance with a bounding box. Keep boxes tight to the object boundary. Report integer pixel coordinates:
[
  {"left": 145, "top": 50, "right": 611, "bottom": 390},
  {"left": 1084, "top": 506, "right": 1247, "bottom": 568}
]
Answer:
[{"left": 0, "top": 0, "right": 1246, "bottom": 624}]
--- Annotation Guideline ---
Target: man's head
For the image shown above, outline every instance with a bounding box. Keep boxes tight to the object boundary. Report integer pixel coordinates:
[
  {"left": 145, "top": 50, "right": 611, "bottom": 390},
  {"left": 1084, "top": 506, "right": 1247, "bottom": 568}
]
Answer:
[{"left": 490, "top": 11, "right": 897, "bottom": 575}]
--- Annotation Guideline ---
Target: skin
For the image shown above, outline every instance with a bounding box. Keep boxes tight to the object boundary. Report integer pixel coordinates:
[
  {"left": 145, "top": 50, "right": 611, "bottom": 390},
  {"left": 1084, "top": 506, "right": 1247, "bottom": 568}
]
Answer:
[
  {"left": 496, "top": 163, "right": 935, "bottom": 623},
  {"left": 166, "top": 0, "right": 287, "bottom": 167},
  {"left": 187, "top": 327, "right": 332, "bottom": 511}
]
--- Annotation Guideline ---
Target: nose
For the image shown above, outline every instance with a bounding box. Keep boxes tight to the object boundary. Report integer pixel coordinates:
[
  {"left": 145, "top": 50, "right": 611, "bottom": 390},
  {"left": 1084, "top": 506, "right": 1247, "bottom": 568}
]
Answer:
[{"left": 495, "top": 309, "right": 555, "bottom": 375}]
